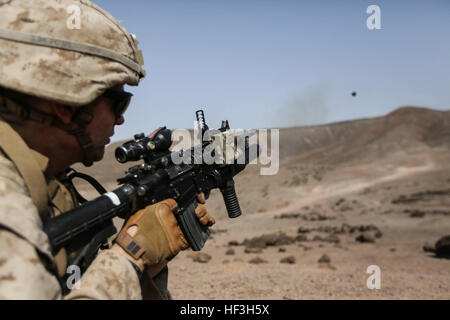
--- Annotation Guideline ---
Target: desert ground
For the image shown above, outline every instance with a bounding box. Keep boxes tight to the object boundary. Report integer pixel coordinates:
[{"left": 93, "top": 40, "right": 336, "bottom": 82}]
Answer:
[{"left": 74, "top": 106, "right": 450, "bottom": 299}]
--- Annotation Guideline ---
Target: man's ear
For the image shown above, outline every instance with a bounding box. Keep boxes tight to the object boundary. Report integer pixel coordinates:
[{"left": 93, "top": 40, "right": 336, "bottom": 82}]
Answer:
[{"left": 50, "top": 102, "right": 76, "bottom": 124}]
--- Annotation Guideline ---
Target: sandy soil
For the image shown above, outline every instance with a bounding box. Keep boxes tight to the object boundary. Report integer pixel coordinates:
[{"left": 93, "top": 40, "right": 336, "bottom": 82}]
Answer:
[{"left": 167, "top": 148, "right": 450, "bottom": 299}]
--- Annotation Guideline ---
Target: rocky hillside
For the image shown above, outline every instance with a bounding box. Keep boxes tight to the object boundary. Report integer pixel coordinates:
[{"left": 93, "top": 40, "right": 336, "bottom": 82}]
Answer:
[{"left": 278, "top": 107, "right": 450, "bottom": 165}]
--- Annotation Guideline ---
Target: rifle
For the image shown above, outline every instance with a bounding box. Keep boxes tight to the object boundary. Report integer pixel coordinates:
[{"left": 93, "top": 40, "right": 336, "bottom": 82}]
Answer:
[{"left": 43, "top": 110, "right": 259, "bottom": 290}]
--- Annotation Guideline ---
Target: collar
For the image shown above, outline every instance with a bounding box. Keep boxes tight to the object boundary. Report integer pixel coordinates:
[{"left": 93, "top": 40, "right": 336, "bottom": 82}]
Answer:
[{"left": 29, "top": 149, "right": 49, "bottom": 173}]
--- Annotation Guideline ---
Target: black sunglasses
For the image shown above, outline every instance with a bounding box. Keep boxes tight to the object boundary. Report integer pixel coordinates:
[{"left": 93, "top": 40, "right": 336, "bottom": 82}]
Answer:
[{"left": 103, "top": 89, "right": 133, "bottom": 118}]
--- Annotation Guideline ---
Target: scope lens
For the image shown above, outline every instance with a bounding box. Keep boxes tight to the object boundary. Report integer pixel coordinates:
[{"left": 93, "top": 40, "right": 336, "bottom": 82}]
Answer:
[{"left": 115, "top": 147, "right": 129, "bottom": 163}]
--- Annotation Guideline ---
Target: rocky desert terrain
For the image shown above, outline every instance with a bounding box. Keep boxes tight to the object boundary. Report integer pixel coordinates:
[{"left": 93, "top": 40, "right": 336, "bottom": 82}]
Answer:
[{"left": 74, "top": 106, "right": 450, "bottom": 299}]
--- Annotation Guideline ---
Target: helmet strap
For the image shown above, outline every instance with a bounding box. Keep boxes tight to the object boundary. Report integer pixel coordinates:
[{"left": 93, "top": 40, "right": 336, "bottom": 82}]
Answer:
[{"left": 0, "top": 94, "right": 103, "bottom": 166}]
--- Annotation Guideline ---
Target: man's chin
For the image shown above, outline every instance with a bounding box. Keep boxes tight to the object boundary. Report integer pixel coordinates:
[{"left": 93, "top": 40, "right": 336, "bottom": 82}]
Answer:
[
  {"left": 83, "top": 147, "right": 106, "bottom": 166},
  {"left": 94, "top": 146, "right": 106, "bottom": 162}
]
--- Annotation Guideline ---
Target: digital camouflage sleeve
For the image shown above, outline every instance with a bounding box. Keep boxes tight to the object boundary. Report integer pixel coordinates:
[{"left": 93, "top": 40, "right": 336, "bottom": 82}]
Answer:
[{"left": 0, "top": 151, "right": 142, "bottom": 299}]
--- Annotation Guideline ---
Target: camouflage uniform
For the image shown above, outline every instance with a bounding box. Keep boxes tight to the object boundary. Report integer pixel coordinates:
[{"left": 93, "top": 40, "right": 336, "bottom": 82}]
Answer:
[
  {"left": 0, "top": 118, "right": 143, "bottom": 299},
  {"left": 0, "top": 0, "right": 159, "bottom": 299}
]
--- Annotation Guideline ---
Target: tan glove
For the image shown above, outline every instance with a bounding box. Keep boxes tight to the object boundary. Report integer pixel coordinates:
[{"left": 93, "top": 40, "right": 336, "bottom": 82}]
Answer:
[{"left": 115, "top": 194, "right": 214, "bottom": 267}]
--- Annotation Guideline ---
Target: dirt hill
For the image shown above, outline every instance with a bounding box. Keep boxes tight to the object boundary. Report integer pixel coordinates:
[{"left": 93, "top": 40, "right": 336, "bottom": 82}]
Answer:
[{"left": 278, "top": 106, "right": 450, "bottom": 164}]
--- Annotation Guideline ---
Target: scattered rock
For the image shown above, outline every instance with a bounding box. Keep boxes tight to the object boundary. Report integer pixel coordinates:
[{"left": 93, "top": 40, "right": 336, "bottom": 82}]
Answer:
[
  {"left": 295, "top": 234, "right": 308, "bottom": 242},
  {"left": 248, "top": 257, "right": 267, "bottom": 264},
  {"left": 374, "top": 230, "right": 383, "bottom": 238},
  {"left": 323, "top": 234, "right": 340, "bottom": 244},
  {"left": 244, "top": 238, "right": 267, "bottom": 249},
  {"left": 309, "top": 223, "right": 382, "bottom": 237},
  {"left": 339, "top": 224, "right": 352, "bottom": 234},
  {"left": 225, "top": 249, "right": 235, "bottom": 255},
  {"left": 275, "top": 213, "right": 301, "bottom": 219},
  {"left": 318, "top": 254, "right": 331, "bottom": 264},
  {"left": 355, "top": 233, "right": 375, "bottom": 243},
  {"left": 390, "top": 248, "right": 397, "bottom": 252},
  {"left": 222, "top": 260, "right": 230, "bottom": 264},
  {"left": 392, "top": 189, "right": 450, "bottom": 204},
  {"left": 228, "top": 240, "right": 240, "bottom": 246},
  {"left": 408, "top": 210, "right": 426, "bottom": 218},
  {"left": 434, "top": 235, "right": 450, "bottom": 258},
  {"left": 350, "top": 224, "right": 380, "bottom": 234},
  {"left": 242, "top": 232, "right": 295, "bottom": 249},
  {"left": 244, "top": 247, "right": 263, "bottom": 254},
  {"left": 297, "top": 226, "right": 311, "bottom": 234},
  {"left": 317, "top": 254, "right": 336, "bottom": 270},
  {"left": 280, "top": 256, "right": 296, "bottom": 264},
  {"left": 392, "top": 195, "right": 418, "bottom": 204},
  {"left": 317, "top": 226, "right": 338, "bottom": 233},
  {"left": 313, "top": 235, "right": 323, "bottom": 242},
  {"left": 278, "top": 247, "right": 286, "bottom": 252},
  {"left": 281, "top": 212, "right": 336, "bottom": 222},
  {"left": 302, "top": 212, "right": 336, "bottom": 221},
  {"left": 193, "top": 253, "right": 212, "bottom": 263},
  {"left": 405, "top": 209, "right": 450, "bottom": 217}
]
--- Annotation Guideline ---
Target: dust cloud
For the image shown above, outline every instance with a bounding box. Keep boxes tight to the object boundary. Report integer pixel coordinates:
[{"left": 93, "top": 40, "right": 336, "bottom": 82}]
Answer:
[{"left": 275, "top": 84, "right": 330, "bottom": 128}]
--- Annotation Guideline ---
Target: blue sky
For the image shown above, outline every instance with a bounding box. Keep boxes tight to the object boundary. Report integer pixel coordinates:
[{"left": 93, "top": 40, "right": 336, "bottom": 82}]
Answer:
[{"left": 91, "top": 0, "right": 450, "bottom": 142}]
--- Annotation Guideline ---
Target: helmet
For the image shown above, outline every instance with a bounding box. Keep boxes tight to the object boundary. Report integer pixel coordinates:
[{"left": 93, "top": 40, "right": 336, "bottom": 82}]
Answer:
[
  {"left": 0, "top": 0, "right": 146, "bottom": 165},
  {"left": 0, "top": 0, "right": 145, "bottom": 105}
]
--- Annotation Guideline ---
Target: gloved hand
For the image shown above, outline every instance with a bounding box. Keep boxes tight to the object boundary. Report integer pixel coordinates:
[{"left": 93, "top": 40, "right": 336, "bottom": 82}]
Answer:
[{"left": 115, "top": 194, "right": 215, "bottom": 269}]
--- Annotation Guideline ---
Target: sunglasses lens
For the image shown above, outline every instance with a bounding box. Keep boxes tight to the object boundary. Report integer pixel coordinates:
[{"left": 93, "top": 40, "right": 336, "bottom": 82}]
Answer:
[
  {"left": 115, "top": 99, "right": 129, "bottom": 118},
  {"left": 104, "top": 90, "right": 132, "bottom": 118}
]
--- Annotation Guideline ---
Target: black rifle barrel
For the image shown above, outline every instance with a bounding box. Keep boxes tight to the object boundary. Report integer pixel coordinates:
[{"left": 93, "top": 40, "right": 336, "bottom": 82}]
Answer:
[
  {"left": 44, "top": 144, "right": 259, "bottom": 253},
  {"left": 44, "top": 184, "right": 136, "bottom": 252}
]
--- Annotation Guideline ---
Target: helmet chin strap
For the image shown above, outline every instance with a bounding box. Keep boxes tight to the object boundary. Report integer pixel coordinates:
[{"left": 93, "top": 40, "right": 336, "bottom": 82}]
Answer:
[
  {"left": 67, "top": 126, "right": 104, "bottom": 167},
  {"left": 66, "top": 106, "right": 104, "bottom": 167},
  {"left": 0, "top": 93, "right": 103, "bottom": 167}
]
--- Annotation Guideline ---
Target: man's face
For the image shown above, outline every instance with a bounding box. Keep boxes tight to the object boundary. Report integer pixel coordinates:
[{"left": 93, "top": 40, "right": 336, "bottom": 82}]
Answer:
[{"left": 84, "top": 85, "right": 127, "bottom": 161}]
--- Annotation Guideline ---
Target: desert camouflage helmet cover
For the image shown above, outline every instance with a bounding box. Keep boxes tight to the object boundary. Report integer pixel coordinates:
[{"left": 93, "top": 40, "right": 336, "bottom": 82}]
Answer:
[{"left": 0, "top": 0, "right": 145, "bottom": 107}]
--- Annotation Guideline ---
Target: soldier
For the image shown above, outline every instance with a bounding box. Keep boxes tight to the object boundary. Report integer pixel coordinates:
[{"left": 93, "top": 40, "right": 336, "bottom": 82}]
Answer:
[{"left": 0, "top": 0, "right": 214, "bottom": 299}]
